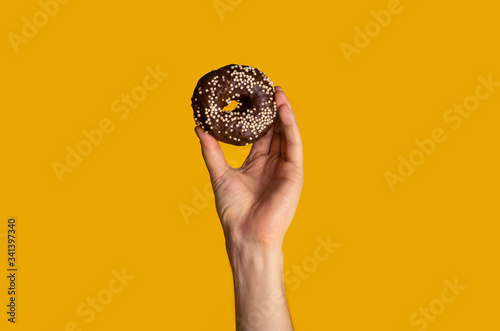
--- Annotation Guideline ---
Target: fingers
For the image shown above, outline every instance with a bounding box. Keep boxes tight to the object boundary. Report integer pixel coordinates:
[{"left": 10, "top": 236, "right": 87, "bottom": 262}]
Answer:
[
  {"left": 243, "top": 86, "right": 302, "bottom": 163},
  {"left": 275, "top": 89, "right": 303, "bottom": 166},
  {"left": 195, "top": 126, "right": 229, "bottom": 180},
  {"left": 280, "top": 123, "right": 286, "bottom": 157},
  {"left": 275, "top": 86, "right": 292, "bottom": 110},
  {"left": 248, "top": 121, "right": 274, "bottom": 158},
  {"left": 270, "top": 119, "right": 282, "bottom": 155},
  {"left": 253, "top": 86, "right": 290, "bottom": 158}
]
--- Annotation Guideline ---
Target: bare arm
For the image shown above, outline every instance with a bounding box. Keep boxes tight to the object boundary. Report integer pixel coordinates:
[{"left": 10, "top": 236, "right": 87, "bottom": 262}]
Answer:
[{"left": 195, "top": 87, "right": 303, "bottom": 330}]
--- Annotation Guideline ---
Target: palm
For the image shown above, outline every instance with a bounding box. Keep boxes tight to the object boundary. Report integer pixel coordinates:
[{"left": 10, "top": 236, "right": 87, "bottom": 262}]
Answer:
[{"left": 213, "top": 147, "right": 302, "bottom": 245}]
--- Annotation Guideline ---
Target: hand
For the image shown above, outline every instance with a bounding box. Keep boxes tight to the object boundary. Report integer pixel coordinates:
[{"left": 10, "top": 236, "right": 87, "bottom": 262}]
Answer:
[
  {"left": 194, "top": 86, "right": 303, "bottom": 251},
  {"left": 195, "top": 86, "right": 301, "bottom": 330}
]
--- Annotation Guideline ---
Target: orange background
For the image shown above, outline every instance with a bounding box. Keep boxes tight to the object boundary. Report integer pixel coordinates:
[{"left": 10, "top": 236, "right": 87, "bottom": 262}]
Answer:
[{"left": 1, "top": 0, "right": 499, "bottom": 330}]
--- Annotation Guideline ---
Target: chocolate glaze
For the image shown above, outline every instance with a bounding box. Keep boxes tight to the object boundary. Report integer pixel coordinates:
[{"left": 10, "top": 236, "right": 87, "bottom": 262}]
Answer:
[{"left": 191, "top": 64, "right": 277, "bottom": 146}]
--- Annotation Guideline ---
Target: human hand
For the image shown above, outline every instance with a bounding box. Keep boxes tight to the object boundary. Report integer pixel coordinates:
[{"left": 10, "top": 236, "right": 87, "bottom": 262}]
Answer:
[
  {"left": 195, "top": 86, "right": 303, "bottom": 252},
  {"left": 194, "top": 86, "right": 301, "bottom": 330}
]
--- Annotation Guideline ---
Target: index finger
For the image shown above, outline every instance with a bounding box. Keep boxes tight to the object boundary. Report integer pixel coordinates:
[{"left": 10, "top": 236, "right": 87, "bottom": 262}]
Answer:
[{"left": 275, "top": 87, "right": 302, "bottom": 166}]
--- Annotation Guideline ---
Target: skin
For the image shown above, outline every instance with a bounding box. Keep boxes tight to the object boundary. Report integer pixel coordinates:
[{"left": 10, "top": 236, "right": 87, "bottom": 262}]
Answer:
[{"left": 195, "top": 86, "right": 303, "bottom": 330}]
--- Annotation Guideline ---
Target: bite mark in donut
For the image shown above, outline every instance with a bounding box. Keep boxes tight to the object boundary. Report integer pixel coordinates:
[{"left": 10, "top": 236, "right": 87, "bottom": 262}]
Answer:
[{"left": 191, "top": 64, "right": 277, "bottom": 146}]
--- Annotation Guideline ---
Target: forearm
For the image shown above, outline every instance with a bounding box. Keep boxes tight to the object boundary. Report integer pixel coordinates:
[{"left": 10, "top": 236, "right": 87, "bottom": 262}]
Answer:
[{"left": 227, "top": 240, "right": 293, "bottom": 331}]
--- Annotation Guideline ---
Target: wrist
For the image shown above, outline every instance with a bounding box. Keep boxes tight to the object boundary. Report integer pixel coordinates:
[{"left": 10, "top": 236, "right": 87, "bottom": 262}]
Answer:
[
  {"left": 226, "top": 236, "right": 292, "bottom": 330},
  {"left": 227, "top": 239, "right": 283, "bottom": 269},
  {"left": 225, "top": 235, "right": 284, "bottom": 267},
  {"left": 223, "top": 220, "right": 286, "bottom": 258}
]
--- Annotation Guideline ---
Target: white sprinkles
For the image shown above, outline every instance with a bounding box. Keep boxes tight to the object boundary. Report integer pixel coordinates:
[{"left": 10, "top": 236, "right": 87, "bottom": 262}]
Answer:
[{"left": 192, "top": 64, "right": 277, "bottom": 146}]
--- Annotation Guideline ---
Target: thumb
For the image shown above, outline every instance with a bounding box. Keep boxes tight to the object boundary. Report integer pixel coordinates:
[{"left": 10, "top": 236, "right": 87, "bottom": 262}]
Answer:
[{"left": 195, "top": 126, "right": 229, "bottom": 180}]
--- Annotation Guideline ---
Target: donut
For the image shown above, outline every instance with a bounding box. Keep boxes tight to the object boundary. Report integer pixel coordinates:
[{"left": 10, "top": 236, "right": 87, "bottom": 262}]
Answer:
[{"left": 191, "top": 64, "right": 277, "bottom": 146}]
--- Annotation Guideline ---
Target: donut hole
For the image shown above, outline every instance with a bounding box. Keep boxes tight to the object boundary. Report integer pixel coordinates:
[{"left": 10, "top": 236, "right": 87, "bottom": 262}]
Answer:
[{"left": 223, "top": 100, "right": 240, "bottom": 112}]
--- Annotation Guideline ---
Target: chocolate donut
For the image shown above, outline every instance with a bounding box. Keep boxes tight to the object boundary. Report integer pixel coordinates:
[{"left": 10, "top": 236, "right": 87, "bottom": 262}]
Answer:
[{"left": 191, "top": 64, "right": 277, "bottom": 146}]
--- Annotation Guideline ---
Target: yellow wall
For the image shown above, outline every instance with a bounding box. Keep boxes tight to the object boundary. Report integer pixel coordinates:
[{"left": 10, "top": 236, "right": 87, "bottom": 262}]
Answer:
[{"left": 1, "top": 0, "right": 499, "bottom": 329}]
